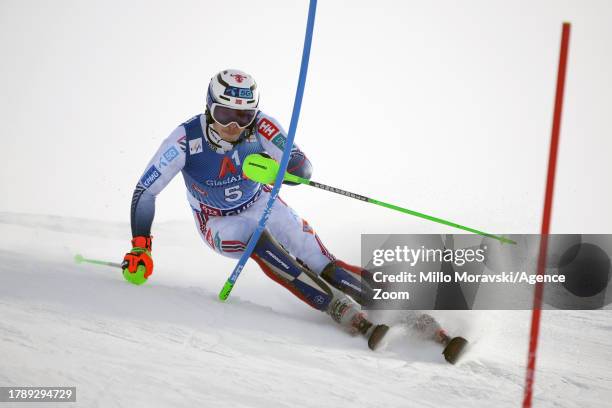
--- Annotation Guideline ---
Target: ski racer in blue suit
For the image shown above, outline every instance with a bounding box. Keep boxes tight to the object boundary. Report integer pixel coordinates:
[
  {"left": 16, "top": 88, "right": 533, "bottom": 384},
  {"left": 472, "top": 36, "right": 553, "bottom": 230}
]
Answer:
[{"left": 123, "top": 69, "right": 406, "bottom": 349}]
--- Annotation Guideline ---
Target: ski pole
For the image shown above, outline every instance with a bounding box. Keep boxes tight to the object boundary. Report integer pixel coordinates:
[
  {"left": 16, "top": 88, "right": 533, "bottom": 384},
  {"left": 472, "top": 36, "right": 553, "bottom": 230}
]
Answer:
[
  {"left": 74, "top": 253, "right": 122, "bottom": 268},
  {"left": 242, "top": 154, "right": 516, "bottom": 245}
]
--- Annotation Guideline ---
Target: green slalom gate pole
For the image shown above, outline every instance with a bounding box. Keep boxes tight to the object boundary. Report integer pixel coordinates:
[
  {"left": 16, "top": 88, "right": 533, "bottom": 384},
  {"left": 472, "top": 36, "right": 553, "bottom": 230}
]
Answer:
[
  {"left": 242, "top": 154, "right": 516, "bottom": 245},
  {"left": 74, "top": 254, "right": 123, "bottom": 269}
]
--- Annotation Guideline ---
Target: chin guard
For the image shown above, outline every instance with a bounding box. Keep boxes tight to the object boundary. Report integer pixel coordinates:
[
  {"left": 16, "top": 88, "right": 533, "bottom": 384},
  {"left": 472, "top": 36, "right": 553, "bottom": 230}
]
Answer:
[{"left": 205, "top": 124, "right": 238, "bottom": 153}]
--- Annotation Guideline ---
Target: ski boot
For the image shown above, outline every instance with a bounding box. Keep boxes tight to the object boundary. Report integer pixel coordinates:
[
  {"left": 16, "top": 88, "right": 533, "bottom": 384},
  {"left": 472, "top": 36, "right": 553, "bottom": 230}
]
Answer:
[
  {"left": 437, "top": 330, "right": 468, "bottom": 365},
  {"left": 411, "top": 313, "right": 468, "bottom": 364},
  {"left": 327, "top": 296, "right": 389, "bottom": 351}
]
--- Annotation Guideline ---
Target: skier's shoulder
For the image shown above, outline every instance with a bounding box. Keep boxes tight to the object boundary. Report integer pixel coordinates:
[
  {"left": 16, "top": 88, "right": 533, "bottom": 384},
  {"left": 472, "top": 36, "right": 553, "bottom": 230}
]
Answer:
[
  {"left": 180, "top": 113, "right": 204, "bottom": 128},
  {"left": 162, "top": 113, "right": 204, "bottom": 152},
  {"left": 149, "top": 115, "right": 197, "bottom": 158},
  {"left": 178, "top": 113, "right": 207, "bottom": 137},
  {"left": 254, "top": 110, "right": 285, "bottom": 142}
]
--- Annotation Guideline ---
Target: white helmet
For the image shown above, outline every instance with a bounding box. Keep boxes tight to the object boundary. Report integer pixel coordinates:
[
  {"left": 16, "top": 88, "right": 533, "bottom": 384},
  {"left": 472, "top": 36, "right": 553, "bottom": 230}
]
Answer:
[{"left": 206, "top": 69, "right": 259, "bottom": 128}]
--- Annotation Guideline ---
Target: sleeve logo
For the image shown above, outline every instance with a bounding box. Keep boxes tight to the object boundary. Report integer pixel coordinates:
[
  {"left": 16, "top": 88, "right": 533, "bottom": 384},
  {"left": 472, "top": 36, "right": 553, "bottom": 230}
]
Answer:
[
  {"left": 140, "top": 165, "right": 161, "bottom": 188},
  {"left": 258, "top": 118, "right": 279, "bottom": 140},
  {"left": 271, "top": 134, "right": 287, "bottom": 150},
  {"left": 163, "top": 146, "right": 179, "bottom": 162},
  {"left": 189, "top": 137, "right": 203, "bottom": 155},
  {"left": 177, "top": 136, "right": 187, "bottom": 152}
]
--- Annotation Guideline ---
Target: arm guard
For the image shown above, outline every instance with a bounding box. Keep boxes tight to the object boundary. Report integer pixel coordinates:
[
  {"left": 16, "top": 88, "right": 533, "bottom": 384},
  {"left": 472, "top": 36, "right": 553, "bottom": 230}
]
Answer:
[{"left": 284, "top": 150, "right": 312, "bottom": 185}]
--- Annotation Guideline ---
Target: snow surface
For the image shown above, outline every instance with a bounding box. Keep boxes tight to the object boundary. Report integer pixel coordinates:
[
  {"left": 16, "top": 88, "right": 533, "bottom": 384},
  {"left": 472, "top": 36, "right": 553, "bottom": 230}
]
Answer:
[{"left": 0, "top": 213, "right": 611, "bottom": 407}]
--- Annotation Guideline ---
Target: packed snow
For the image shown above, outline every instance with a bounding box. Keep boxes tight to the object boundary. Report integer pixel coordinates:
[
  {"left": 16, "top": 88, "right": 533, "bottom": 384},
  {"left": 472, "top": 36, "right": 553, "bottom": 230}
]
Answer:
[{"left": 1, "top": 213, "right": 610, "bottom": 407}]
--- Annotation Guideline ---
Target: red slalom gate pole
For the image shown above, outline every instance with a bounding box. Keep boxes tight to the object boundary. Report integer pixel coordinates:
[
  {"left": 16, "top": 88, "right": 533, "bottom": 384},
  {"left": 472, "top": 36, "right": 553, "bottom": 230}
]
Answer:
[{"left": 522, "top": 22, "right": 571, "bottom": 408}]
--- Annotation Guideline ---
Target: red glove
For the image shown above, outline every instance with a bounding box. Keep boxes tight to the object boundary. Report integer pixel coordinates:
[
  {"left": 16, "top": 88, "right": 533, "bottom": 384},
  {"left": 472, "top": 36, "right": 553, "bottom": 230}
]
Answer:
[{"left": 121, "top": 236, "right": 153, "bottom": 285}]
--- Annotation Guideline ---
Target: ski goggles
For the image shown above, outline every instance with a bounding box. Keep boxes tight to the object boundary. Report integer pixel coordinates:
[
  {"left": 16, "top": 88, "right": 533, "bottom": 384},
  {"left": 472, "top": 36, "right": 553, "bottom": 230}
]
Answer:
[{"left": 210, "top": 103, "right": 258, "bottom": 128}]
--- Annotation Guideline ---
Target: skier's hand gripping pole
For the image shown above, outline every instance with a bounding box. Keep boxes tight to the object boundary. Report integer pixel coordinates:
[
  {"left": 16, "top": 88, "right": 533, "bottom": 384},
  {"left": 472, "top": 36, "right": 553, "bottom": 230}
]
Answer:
[
  {"left": 74, "top": 236, "right": 154, "bottom": 286},
  {"left": 121, "top": 236, "right": 154, "bottom": 285},
  {"left": 242, "top": 153, "right": 515, "bottom": 245}
]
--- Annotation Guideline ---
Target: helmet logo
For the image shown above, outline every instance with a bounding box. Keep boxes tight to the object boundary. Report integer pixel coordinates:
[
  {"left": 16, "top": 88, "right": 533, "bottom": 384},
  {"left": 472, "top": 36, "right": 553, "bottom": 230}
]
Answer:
[
  {"left": 224, "top": 87, "right": 253, "bottom": 98},
  {"left": 231, "top": 73, "right": 247, "bottom": 83}
]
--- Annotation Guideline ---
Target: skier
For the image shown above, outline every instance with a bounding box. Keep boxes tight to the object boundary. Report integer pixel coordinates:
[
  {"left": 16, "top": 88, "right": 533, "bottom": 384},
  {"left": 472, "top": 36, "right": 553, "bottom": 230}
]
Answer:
[{"left": 122, "top": 69, "right": 464, "bottom": 358}]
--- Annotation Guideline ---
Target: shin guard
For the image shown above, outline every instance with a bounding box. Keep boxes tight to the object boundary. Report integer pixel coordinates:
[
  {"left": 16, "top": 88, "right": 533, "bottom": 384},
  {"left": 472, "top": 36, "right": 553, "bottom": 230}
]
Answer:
[
  {"left": 251, "top": 230, "right": 376, "bottom": 336},
  {"left": 320, "top": 260, "right": 374, "bottom": 305},
  {"left": 251, "top": 229, "right": 334, "bottom": 311}
]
